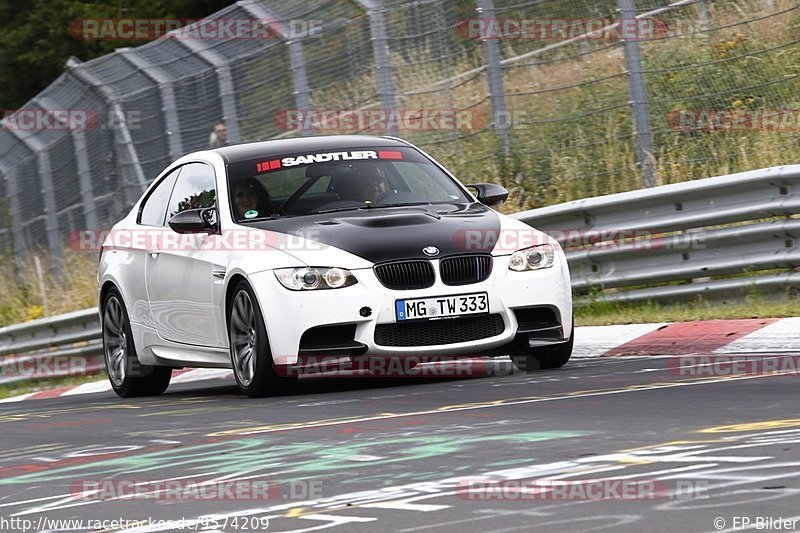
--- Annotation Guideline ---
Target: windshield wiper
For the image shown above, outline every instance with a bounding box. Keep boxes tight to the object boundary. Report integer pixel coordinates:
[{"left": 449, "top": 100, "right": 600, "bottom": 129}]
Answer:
[
  {"left": 312, "top": 205, "right": 375, "bottom": 215},
  {"left": 313, "top": 202, "right": 434, "bottom": 215},
  {"left": 367, "top": 202, "right": 432, "bottom": 209}
]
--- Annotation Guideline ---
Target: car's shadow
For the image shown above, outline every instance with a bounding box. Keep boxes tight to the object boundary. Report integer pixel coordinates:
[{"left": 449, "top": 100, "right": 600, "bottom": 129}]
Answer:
[{"left": 162, "top": 358, "right": 521, "bottom": 400}]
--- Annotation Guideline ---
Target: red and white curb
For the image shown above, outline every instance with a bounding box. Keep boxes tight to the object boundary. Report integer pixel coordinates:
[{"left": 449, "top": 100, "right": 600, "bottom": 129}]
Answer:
[{"left": 2, "top": 317, "right": 798, "bottom": 403}]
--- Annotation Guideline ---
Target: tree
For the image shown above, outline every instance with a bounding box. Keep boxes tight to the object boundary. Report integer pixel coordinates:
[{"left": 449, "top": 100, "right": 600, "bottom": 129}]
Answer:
[{"left": 0, "top": 0, "right": 236, "bottom": 109}]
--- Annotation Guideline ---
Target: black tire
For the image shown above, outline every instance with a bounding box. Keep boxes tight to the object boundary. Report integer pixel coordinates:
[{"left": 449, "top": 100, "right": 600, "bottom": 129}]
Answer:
[
  {"left": 102, "top": 288, "right": 172, "bottom": 397},
  {"left": 511, "top": 327, "right": 574, "bottom": 372},
  {"left": 228, "top": 280, "right": 297, "bottom": 397}
]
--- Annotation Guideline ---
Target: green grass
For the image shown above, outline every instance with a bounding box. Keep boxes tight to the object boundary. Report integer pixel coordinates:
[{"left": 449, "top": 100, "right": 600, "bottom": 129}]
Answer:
[
  {"left": 576, "top": 295, "right": 800, "bottom": 326},
  {"left": 0, "top": 252, "right": 97, "bottom": 328}
]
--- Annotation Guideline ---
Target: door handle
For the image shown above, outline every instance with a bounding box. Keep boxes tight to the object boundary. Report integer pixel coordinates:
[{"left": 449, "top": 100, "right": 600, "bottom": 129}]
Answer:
[{"left": 149, "top": 252, "right": 159, "bottom": 259}]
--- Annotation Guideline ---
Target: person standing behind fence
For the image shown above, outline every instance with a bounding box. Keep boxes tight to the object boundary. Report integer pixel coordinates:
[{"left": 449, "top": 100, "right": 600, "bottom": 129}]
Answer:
[{"left": 209, "top": 120, "right": 228, "bottom": 148}]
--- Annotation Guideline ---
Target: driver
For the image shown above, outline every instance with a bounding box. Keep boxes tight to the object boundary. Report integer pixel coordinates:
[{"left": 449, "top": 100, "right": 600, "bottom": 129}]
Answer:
[
  {"left": 357, "top": 175, "right": 388, "bottom": 202},
  {"left": 352, "top": 163, "right": 390, "bottom": 202}
]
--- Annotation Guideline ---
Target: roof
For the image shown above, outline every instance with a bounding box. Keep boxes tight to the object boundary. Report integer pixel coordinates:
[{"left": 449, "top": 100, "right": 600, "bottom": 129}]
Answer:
[{"left": 212, "top": 135, "right": 411, "bottom": 163}]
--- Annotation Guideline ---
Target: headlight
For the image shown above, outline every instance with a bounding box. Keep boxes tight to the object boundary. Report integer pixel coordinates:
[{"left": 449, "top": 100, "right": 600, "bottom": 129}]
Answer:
[
  {"left": 274, "top": 267, "right": 357, "bottom": 290},
  {"left": 508, "top": 244, "right": 556, "bottom": 272}
]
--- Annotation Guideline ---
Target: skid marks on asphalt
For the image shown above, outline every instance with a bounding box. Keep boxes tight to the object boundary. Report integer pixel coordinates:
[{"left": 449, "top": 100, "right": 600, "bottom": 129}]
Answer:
[{"left": 77, "top": 423, "right": 800, "bottom": 533}]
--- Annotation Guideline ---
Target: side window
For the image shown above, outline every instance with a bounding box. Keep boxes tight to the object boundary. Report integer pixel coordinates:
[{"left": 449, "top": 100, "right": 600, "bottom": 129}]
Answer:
[
  {"left": 139, "top": 167, "right": 181, "bottom": 226},
  {"left": 166, "top": 163, "right": 217, "bottom": 221}
]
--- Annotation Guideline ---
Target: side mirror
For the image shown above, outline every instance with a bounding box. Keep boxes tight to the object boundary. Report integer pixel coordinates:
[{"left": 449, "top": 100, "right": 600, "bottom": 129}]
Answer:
[
  {"left": 466, "top": 183, "right": 509, "bottom": 207},
  {"left": 168, "top": 208, "right": 218, "bottom": 234}
]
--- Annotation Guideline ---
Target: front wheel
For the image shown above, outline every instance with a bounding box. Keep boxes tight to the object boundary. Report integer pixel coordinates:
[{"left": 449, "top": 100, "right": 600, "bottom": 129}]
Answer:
[
  {"left": 102, "top": 288, "right": 172, "bottom": 397},
  {"left": 228, "top": 281, "right": 296, "bottom": 397},
  {"left": 510, "top": 328, "right": 574, "bottom": 372}
]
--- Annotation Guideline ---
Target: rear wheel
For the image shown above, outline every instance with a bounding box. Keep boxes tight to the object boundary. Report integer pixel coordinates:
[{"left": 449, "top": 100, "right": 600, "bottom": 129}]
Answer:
[
  {"left": 102, "top": 288, "right": 172, "bottom": 397},
  {"left": 510, "top": 327, "right": 574, "bottom": 372},
  {"left": 228, "top": 281, "right": 296, "bottom": 397}
]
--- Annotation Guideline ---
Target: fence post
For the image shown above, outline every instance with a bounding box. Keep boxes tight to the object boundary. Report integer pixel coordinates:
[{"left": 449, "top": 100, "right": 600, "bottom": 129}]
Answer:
[
  {"left": 238, "top": 2, "right": 313, "bottom": 135},
  {"left": 354, "top": 0, "right": 398, "bottom": 135},
  {"left": 66, "top": 58, "right": 148, "bottom": 204},
  {"left": 0, "top": 161, "right": 27, "bottom": 262},
  {"left": 618, "top": 0, "right": 655, "bottom": 188},
  {"left": 477, "top": 0, "right": 511, "bottom": 158},
  {"left": 36, "top": 96, "right": 99, "bottom": 234},
  {"left": 286, "top": 40, "right": 313, "bottom": 135},
  {"left": 698, "top": 0, "right": 709, "bottom": 32},
  {"left": 179, "top": 36, "right": 241, "bottom": 144},
  {"left": 117, "top": 48, "right": 184, "bottom": 161},
  {"left": 2, "top": 125, "right": 62, "bottom": 278}
]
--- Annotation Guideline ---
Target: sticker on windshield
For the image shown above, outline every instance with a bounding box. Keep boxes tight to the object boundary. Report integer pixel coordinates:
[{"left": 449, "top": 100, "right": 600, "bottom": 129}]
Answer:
[
  {"left": 244, "top": 209, "right": 259, "bottom": 219},
  {"left": 281, "top": 150, "right": 379, "bottom": 167},
  {"left": 256, "top": 160, "right": 281, "bottom": 173},
  {"left": 257, "top": 149, "right": 405, "bottom": 173}
]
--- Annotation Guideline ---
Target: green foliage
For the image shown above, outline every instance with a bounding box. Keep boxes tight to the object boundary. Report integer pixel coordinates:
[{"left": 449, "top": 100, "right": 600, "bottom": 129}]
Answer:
[
  {"left": 176, "top": 189, "right": 216, "bottom": 213},
  {"left": 0, "top": 0, "right": 236, "bottom": 109}
]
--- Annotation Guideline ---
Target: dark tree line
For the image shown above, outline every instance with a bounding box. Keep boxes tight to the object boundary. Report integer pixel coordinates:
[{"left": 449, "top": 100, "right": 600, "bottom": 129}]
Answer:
[{"left": 0, "top": 0, "right": 236, "bottom": 109}]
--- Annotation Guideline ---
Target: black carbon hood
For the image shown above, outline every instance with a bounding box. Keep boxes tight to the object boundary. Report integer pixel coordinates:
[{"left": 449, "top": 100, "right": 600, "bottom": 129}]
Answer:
[{"left": 246, "top": 203, "right": 501, "bottom": 264}]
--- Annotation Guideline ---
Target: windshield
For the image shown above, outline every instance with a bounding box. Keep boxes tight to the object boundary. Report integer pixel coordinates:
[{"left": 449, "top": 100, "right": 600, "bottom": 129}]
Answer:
[{"left": 226, "top": 146, "right": 471, "bottom": 222}]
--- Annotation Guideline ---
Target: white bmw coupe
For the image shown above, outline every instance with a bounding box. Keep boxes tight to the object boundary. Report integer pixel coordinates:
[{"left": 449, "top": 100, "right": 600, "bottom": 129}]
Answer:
[{"left": 97, "top": 135, "right": 572, "bottom": 397}]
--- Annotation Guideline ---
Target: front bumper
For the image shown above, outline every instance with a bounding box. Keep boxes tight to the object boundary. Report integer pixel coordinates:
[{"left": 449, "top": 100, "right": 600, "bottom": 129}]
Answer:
[{"left": 248, "top": 254, "right": 572, "bottom": 366}]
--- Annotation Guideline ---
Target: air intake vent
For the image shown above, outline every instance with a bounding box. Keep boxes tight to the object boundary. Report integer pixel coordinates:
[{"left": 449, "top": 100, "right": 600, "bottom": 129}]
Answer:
[
  {"left": 375, "top": 314, "right": 505, "bottom": 347},
  {"left": 440, "top": 255, "right": 493, "bottom": 285},
  {"left": 374, "top": 260, "right": 435, "bottom": 290}
]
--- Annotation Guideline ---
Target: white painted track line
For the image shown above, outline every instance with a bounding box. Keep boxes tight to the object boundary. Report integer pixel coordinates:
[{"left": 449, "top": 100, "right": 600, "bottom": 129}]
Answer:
[{"left": 714, "top": 317, "right": 800, "bottom": 354}]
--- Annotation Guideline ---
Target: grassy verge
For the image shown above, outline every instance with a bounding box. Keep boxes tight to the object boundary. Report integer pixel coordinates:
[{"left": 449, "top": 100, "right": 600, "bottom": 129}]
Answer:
[
  {"left": 576, "top": 296, "right": 800, "bottom": 326},
  {"left": 0, "top": 252, "right": 97, "bottom": 327},
  {"left": 0, "top": 373, "right": 105, "bottom": 400}
]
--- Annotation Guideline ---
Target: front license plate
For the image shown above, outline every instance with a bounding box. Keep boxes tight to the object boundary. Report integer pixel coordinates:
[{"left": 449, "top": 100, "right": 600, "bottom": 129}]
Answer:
[{"left": 395, "top": 292, "right": 489, "bottom": 321}]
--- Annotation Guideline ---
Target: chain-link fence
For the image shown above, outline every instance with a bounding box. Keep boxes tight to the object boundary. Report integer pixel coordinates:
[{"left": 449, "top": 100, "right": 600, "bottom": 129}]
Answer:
[{"left": 0, "top": 0, "right": 797, "bottom": 275}]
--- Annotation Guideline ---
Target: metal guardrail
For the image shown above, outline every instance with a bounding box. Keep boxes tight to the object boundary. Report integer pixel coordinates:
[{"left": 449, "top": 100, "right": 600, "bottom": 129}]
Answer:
[
  {"left": 514, "top": 165, "right": 800, "bottom": 302},
  {"left": 1, "top": 165, "right": 799, "bottom": 384},
  {"left": 0, "top": 309, "right": 102, "bottom": 385}
]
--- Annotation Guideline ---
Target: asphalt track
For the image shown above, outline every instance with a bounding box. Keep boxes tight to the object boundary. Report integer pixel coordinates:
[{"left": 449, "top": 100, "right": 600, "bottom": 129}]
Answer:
[{"left": 1, "top": 355, "right": 799, "bottom": 533}]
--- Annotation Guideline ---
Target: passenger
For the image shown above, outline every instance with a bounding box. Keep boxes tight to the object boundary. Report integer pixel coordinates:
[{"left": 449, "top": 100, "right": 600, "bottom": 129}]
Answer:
[{"left": 233, "top": 178, "right": 274, "bottom": 219}]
